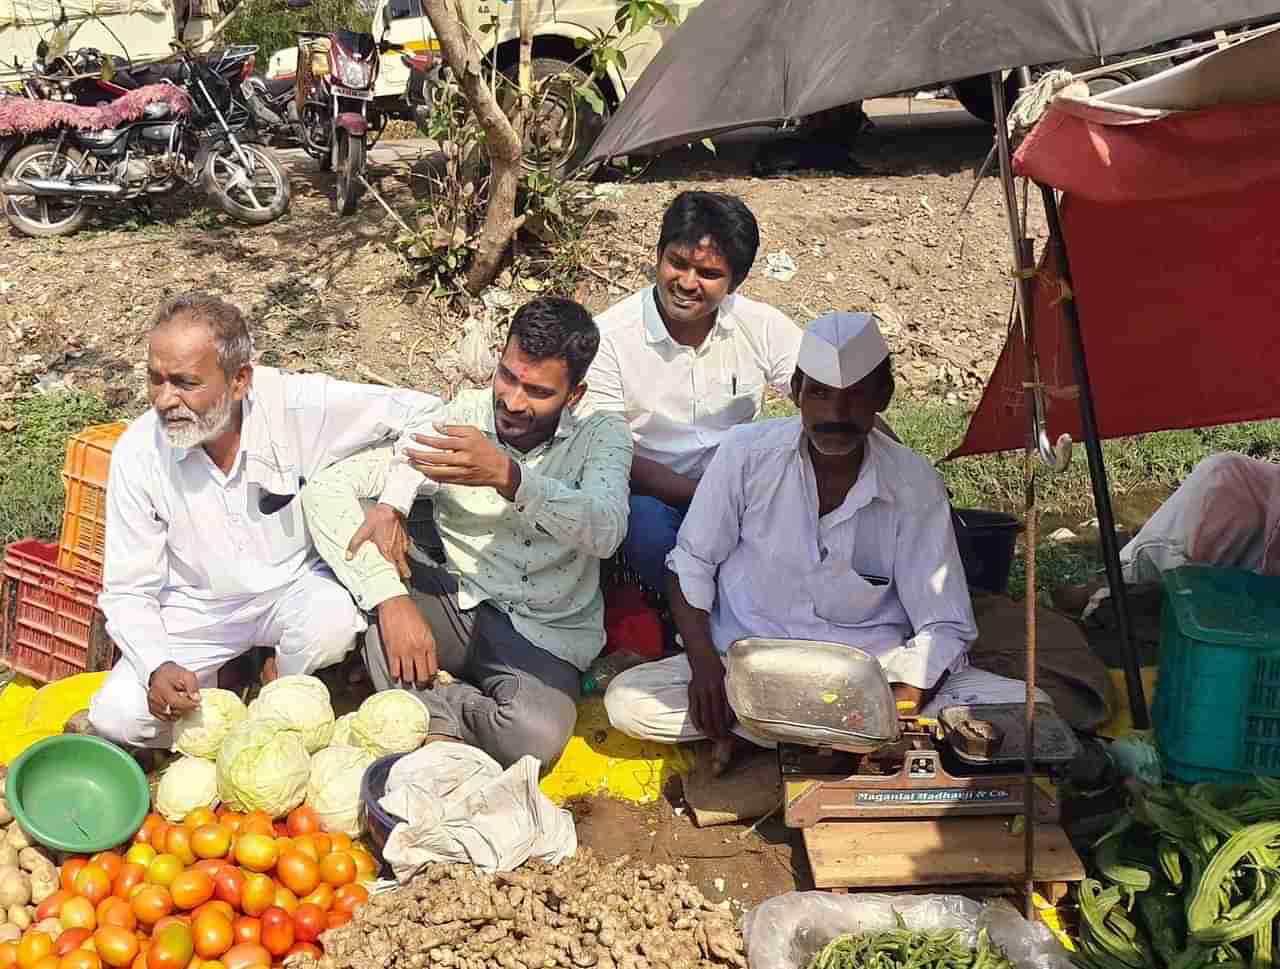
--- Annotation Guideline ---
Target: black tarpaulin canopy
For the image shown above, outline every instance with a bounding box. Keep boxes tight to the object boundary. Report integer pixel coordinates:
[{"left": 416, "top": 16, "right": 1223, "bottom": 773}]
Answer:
[{"left": 585, "top": 0, "right": 1279, "bottom": 164}]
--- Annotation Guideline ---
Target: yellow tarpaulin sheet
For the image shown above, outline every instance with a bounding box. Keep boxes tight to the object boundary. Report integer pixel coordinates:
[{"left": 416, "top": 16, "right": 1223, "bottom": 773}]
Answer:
[
  {"left": 0, "top": 672, "right": 108, "bottom": 764},
  {"left": 1098, "top": 667, "right": 1160, "bottom": 739},
  {"left": 540, "top": 696, "right": 691, "bottom": 805}
]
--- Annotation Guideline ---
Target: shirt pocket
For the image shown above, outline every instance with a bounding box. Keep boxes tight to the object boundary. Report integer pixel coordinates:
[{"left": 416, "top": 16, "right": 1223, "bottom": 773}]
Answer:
[
  {"left": 812, "top": 528, "right": 897, "bottom": 626},
  {"left": 696, "top": 374, "right": 762, "bottom": 433}
]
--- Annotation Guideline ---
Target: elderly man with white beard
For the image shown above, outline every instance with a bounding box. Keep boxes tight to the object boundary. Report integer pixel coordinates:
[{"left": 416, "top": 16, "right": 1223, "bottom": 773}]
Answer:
[{"left": 88, "top": 293, "right": 445, "bottom": 749}]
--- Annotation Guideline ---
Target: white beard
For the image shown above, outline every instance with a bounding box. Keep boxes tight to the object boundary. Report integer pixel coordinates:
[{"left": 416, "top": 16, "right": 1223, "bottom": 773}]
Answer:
[{"left": 160, "top": 390, "right": 236, "bottom": 449}]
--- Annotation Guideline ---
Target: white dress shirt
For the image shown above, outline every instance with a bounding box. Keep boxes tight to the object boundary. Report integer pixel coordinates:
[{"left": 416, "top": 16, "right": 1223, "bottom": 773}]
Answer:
[
  {"left": 584, "top": 287, "right": 802, "bottom": 478},
  {"left": 100, "top": 366, "right": 446, "bottom": 687},
  {"left": 666, "top": 418, "right": 978, "bottom": 689}
]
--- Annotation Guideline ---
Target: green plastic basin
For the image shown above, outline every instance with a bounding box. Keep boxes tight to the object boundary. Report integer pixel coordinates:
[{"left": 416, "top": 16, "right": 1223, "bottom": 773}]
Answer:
[{"left": 7, "top": 735, "right": 150, "bottom": 853}]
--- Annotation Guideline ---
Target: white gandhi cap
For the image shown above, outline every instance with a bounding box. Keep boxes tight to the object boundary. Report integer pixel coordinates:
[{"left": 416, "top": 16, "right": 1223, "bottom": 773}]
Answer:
[{"left": 797, "top": 311, "right": 890, "bottom": 389}]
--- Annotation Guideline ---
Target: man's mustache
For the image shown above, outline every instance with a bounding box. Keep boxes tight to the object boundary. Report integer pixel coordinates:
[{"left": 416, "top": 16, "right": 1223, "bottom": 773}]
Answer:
[{"left": 813, "top": 422, "right": 863, "bottom": 435}]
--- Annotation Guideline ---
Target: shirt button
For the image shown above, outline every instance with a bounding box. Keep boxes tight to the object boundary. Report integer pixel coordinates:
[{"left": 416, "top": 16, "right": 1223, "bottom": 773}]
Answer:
[
  {"left": 524, "top": 539, "right": 532, "bottom": 547},
  {"left": 517, "top": 506, "right": 525, "bottom": 513},
  {"left": 820, "top": 547, "right": 829, "bottom": 561},
  {"left": 521, "top": 575, "right": 529, "bottom": 583}
]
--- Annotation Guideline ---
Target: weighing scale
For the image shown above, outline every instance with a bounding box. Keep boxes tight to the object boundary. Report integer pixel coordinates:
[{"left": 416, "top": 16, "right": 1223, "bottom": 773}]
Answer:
[{"left": 725, "top": 638, "right": 1087, "bottom": 894}]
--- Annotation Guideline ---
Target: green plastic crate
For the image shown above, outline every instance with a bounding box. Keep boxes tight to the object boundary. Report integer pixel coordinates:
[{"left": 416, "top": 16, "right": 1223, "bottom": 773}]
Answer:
[{"left": 1154, "top": 565, "right": 1280, "bottom": 782}]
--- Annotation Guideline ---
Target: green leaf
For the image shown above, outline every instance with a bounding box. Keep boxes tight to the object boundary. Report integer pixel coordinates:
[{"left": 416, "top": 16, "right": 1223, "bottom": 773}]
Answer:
[
  {"left": 575, "top": 83, "right": 605, "bottom": 115},
  {"left": 701, "top": 137, "right": 717, "bottom": 155},
  {"left": 573, "top": 35, "right": 589, "bottom": 48},
  {"left": 616, "top": 48, "right": 628, "bottom": 71},
  {"left": 519, "top": 276, "right": 544, "bottom": 292},
  {"left": 630, "top": 6, "right": 652, "bottom": 33}
]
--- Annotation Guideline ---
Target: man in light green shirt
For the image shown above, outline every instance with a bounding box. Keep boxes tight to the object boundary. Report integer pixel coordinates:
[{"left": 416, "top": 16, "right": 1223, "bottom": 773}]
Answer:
[{"left": 301, "top": 298, "right": 633, "bottom": 768}]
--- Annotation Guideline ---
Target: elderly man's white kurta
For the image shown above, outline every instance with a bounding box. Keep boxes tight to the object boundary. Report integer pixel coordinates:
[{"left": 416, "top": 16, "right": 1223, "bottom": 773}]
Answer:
[{"left": 89, "top": 367, "right": 445, "bottom": 748}]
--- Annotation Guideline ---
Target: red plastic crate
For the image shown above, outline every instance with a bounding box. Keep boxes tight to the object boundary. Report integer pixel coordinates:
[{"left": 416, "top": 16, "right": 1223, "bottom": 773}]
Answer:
[{"left": 1, "top": 540, "right": 118, "bottom": 683}]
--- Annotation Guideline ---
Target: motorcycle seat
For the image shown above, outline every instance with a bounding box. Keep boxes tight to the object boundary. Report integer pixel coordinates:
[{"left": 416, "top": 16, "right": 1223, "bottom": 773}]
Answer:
[
  {"left": 261, "top": 75, "right": 295, "bottom": 97},
  {"left": 0, "top": 83, "right": 190, "bottom": 135}
]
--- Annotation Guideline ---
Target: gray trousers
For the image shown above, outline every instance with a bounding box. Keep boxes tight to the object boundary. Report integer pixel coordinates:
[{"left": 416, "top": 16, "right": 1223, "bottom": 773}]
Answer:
[{"left": 363, "top": 541, "right": 581, "bottom": 770}]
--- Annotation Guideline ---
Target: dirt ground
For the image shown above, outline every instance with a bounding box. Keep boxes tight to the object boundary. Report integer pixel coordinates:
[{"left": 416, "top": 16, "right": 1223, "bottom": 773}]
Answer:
[
  {"left": 0, "top": 97, "right": 1037, "bottom": 412},
  {"left": 570, "top": 789, "right": 806, "bottom": 917}
]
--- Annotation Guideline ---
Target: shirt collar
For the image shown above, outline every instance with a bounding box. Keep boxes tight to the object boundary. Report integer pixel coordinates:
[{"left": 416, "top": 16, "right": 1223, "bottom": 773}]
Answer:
[
  {"left": 793, "top": 421, "right": 894, "bottom": 518},
  {"left": 641, "top": 286, "right": 738, "bottom": 347}
]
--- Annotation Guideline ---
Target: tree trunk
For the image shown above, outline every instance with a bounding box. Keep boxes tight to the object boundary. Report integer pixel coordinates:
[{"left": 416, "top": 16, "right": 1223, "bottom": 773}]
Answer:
[{"left": 421, "top": 0, "right": 526, "bottom": 296}]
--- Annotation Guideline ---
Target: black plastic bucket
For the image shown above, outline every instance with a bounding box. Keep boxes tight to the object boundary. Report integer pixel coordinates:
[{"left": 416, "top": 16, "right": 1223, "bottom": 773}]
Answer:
[{"left": 951, "top": 508, "right": 1022, "bottom": 594}]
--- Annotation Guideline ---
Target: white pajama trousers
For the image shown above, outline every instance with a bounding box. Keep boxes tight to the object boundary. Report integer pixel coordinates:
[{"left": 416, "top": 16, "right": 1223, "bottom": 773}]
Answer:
[
  {"left": 604, "top": 653, "right": 1051, "bottom": 748},
  {"left": 89, "top": 566, "right": 365, "bottom": 748}
]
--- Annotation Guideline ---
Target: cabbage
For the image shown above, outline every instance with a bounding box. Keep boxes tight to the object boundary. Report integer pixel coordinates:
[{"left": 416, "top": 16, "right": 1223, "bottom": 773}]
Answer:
[
  {"left": 304, "top": 744, "right": 375, "bottom": 836},
  {"left": 155, "top": 756, "right": 219, "bottom": 822},
  {"left": 331, "top": 712, "right": 357, "bottom": 747},
  {"left": 172, "top": 689, "right": 248, "bottom": 759},
  {"left": 216, "top": 717, "right": 310, "bottom": 817},
  {"left": 247, "top": 674, "right": 335, "bottom": 752},
  {"left": 349, "top": 690, "right": 430, "bottom": 757}
]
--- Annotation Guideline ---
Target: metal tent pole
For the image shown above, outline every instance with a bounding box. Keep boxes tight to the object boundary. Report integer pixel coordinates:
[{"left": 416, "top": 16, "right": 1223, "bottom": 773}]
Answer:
[{"left": 1038, "top": 183, "right": 1150, "bottom": 730}]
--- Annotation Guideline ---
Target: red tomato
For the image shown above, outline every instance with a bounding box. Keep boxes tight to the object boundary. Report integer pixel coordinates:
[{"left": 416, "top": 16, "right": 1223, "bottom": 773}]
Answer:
[
  {"left": 289, "top": 906, "right": 324, "bottom": 946},
  {"left": 131, "top": 887, "right": 173, "bottom": 928},
  {"left": 210, "top": 870, "right": 243, "bottom": 911},
  {"left": 0, "top": 942, "right": 17, "bottom": 969},
  {"left": 191, "top": 911, "right": 233, "bottom": 961},
  {"left": 298, "top": 885, "right": 331, "bottom": 913},
  {"left": 52, "top": 932, "right": 92, "bottom": 959},
  {"left": 256, "top": 910, "right": 292, "bottom": 960},
  {"left": 89, "top": 855, "right": 124, "bottom": 884},
  {"left": 324, "top": 911, "right": 350, "bottom": 931},
  {"left": 97, "top": 900, "right": 136, "bottom": 933},
  {"left": 269, "top": 887, "right": 296, "bottom": 918},
  {"left": 233, "top": 837, "right": 276, "bottom": 876},
  {"left": 317, "top": 854, "right": 354, "bottom": 888},
  {"left": 112, "top": 865, "right": 146, "bottom": 903},
  {"left": 238, "top": 815, "right": 274, "bottom": 839},
  {"left": 332, "top": 885, "right": 368, "bottom": 917},
  {"left": 60, "top": 897, "right": 97, "bottom": 932},
  {"left": 92, "top": 928, "right": 138, "bottom": 969},
  {"left": 190, "top": 827, "right": 231, "bottom": 863},
  {"left": 60, "top": 861, "right": 88, "bottom": 895},
  {"left": 230, "top": 920, "right": 259, "bottom": 948},
  {"left": 37, "top": 891, "right": 73, "bottom": 922},
  {"left": 134, "top": 816, "right": 163, "bottom": 847},
  {"left": 148, "top": 824, "right": 171, "bottom": 856},
  {"left": 348, "top": 851, "right": 377, "bottom": 882},
  {"left": 273, "top": 854, "right": 317, "bottom": 900},
  {"left": 283, "top": 809, "right": 319, "bottom": 839},
  {"left": 164, "top": 830, "right": 196, "bottom": 868},
  {"left": 57, "top": 949, "right": 101, "bottom": 969},
  {"left": 190, "top": 903, "right": 234, "bottom": 927},
  {"left": 146, "top": 923, "right": 193, "bottom": 969},
  {"left": 74, "top": 867, "right": 113, "bottom": 907},
  {"left": 239, "top": 876, "right": 274, "bottom": 919},
  {"left": 168, "top": 872, "right": 214, "bottom": 912},
  {"left": 182, "top": 809, "right": 217, "bottom": 832},
  {"left": 218, "top": 945, "right": 270, "bottom": 969}
]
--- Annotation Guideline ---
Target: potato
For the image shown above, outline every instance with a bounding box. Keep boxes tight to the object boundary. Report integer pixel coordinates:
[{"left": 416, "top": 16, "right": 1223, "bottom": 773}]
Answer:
[
  {"left": 0, "top": 924, "right": 19, "bottom": 944},
  {"left": 0, "top": 801, "right": 11, "bottom": 828},
  {"left": 0, "top": 848, "right": 17, "bottom": 871},
  {"left": 16, "top": 849, "right": 49, "bottom": 875},
  {"left": 27, "top": 869, "right": 56, "bottom": 906},
  {"left": 0, "top": 869, "right": 29, "bottom": 908},
  {"left": 7, "top": 907, "right": 29, "bottom": 930},
  {"left": 3, "top": 826, "right": 29, "bottom": 851}
]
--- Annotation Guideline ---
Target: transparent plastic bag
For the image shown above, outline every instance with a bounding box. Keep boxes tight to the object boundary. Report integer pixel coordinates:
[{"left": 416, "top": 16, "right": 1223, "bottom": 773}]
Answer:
[
  {"left": 740, "top": 891, "right": 1073, "bottom": 969},
  {"left": 580, "top": 650, "right": 649, "bottom": 695}
]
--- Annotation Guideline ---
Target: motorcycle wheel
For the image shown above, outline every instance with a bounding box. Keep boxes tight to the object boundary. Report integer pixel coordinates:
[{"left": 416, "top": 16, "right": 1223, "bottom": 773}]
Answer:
[
  {"left": 334, "top": 130, "right": 364, "bottom": 217},
  {"left": 202, "top": 141, "right": 292, "bottom": 225},
  {"left": 2, "top": 143, "right": 90, "bottom": 238}
]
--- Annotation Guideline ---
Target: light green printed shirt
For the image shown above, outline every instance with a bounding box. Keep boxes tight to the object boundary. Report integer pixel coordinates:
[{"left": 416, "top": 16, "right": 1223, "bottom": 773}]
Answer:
[{"left": 301, "top": 389, "right": 634, "bottom": 671}]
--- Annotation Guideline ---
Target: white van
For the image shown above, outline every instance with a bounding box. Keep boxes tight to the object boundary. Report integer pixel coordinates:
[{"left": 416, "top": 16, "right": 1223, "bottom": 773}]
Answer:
[{"left": 268, "top": 0, "right": 702, "bottom": 172}]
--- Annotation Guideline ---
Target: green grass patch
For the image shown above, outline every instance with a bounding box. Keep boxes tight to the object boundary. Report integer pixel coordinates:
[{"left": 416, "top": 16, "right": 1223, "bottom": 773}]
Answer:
[{"left": 0, "top": 392, "right": 120, "bottom": 545}]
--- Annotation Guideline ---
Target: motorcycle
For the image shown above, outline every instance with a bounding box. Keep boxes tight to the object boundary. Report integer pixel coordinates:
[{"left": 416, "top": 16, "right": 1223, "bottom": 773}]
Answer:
[
  {"left": 242, "top": 70, "right": 298, "bottom": 145},
  {"left": 0, "top": 44, "right": 291, "bottom": 237},
  {"left": 294, "top": 26, "right": 410, "bottom": 215}
]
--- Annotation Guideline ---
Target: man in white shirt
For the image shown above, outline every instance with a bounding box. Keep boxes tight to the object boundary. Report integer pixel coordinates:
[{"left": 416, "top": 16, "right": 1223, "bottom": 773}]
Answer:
[
  {"left": 89, "top": 293, "right": 445, "bottom": 749},
  {"left": 606, "top": 313, "right": 1030, "bottom": 773},
  {"left": 584, "top": 191, "right": 802, "bottom": 589}
]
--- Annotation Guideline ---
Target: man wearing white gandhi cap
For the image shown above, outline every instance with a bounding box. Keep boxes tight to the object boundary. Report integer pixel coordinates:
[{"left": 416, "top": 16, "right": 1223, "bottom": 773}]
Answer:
[{"left": 605, "top": 311, "right": 1040, "bottom": 773}]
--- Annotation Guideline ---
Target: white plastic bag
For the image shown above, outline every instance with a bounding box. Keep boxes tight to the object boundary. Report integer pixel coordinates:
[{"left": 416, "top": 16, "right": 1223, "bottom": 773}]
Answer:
[
  {"left": 740, "top": 892, "right": 1073, "bottom": 969},
  {"left": 379, "top": 742, "right": 576, "bottom": 879}
]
